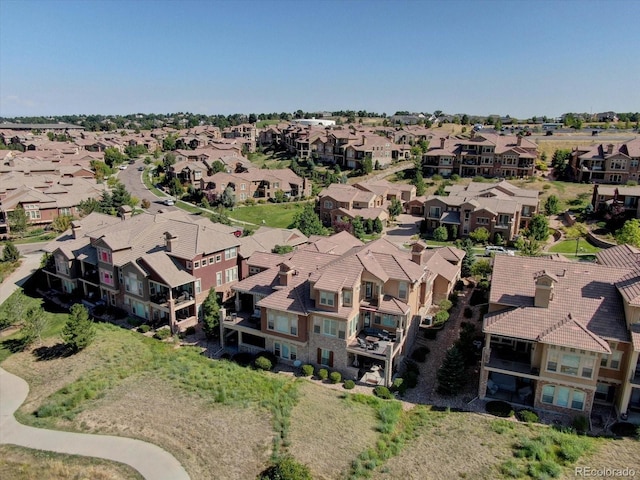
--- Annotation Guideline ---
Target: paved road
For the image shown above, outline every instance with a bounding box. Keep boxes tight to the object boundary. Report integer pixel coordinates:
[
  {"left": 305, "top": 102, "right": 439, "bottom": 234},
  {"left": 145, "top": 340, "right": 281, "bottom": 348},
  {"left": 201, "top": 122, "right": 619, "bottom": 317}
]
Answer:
[
  {"left": 384, "top": 213, "right": 421, "bottom": 248},
  {"left": 0, "top": 252, "right": 41, "bottom": 304},
  {"left": 0, "top": 368, "right": 190, "bottom": 480},
  {"left": 117, "top": 159, "right": 174, "bottom": 214}
]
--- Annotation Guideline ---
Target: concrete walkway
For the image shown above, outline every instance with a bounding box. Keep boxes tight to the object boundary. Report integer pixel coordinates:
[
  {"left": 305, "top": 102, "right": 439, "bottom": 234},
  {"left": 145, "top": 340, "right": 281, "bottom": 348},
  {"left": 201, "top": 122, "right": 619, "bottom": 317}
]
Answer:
[
  {"left": 0, "top": 367, "right": 190, "bottom": 480},
  {"left": 0, "top": 252, "right": 42, "bottom": 305}
]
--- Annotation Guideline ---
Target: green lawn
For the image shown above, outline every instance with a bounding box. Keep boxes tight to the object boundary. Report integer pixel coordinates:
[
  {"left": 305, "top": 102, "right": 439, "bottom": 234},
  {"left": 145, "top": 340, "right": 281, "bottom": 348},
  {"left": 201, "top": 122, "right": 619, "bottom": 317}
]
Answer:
[
  {"left": 229, "top": 202, "right": 305, "bottom": 228},
  {"left": 548, "top": 238, "right": 601, "bottom": 257}
]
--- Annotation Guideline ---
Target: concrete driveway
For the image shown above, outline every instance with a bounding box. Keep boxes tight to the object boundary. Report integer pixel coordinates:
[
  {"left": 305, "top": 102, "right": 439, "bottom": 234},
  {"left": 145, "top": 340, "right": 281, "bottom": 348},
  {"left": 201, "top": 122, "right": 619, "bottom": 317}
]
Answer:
[{"left": 384, "top": 213, "right": 422, "bottom": 248}]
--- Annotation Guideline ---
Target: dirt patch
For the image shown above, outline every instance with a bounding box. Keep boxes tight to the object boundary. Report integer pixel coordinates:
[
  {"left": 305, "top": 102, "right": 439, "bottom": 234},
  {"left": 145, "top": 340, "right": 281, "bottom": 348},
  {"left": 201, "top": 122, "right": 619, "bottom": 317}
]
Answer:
[
  {"left": 71, "top": 373, "right": 273, "bottom": 480},
  {"left": 288, "top": 381, "right": 379, "bottom": 479},
  {"left": 0, "top": 444, "right": 143, "bottom": 480}
]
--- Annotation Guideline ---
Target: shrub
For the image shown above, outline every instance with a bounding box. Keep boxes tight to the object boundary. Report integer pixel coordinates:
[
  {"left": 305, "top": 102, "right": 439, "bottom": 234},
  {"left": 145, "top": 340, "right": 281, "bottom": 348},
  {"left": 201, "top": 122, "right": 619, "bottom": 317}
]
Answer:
[
  {"left": 259, "top": 456, "right": 312, "bottom": 480},
  {"left": 153, "top": 328, "right": 171, "bottom": 340},
  {"left": 500, "top": 459, "right": 525, "bottom": 478},
  {"left": 318, "top": 368, "right": 328, "bottom": 381},
  {"left": 330, "top": 371, "right": 342, "bottom": 384},
  {"left": 463, "top": 306, "right": 474, "bottom": 318},
  {"left": 543, "top": 183, "right": 552, "bottom": 190},
  {"left": 301, "top": 364, "right": 314, "bottom": 377},
  {"left": 390, "top": 377, "right": 405, "bottom": 393},
  {"left": 184, "top": 326, "right": 196, "bottom": 336},
  {"left": 611, "top": 422, "right": 637, "bottom": 437},
  {"left": 438, "top": 299, "right": 453, "bottom": 311},
  {"left": 472, "top": 176, "right": 485, "bottom": 183},
  {"left": 254, "top": 356, "right": 273, "bottom": 371},
  {"left": 572, "top": 414, "right": 589, "bottom": 433},
  {"left": 517, "top": 409, "right": 539, "bottom": 423},
  {"left": 486, "top": 401, "right": 514, "bottom": 418},
  {"left": 373, "top": 386, "right": 393, "bottom": 399},
  {"left": 491, "top": 419, "right": 515, "bottom": 435},
  {"left": 231, "top": 352, "right": 254, "bottom": 367},
  {"left": 255, "top": 350, "right": 278, "bottom": 368},
  {"left": 455, "top": 279, "right": 464, "bottom": 291},
  {"left": 450, "top": 174, "right": 460, "bottom": 182},
  {"left": 404, "top": 370, "right": 419, "bottom": 388},
  {"left": 433, "top": 310, "right": 449, "bottom": 325},
  {"left": 343, "top": 379, "right": 355, "bottom": 390},
  {"left": 137, "top": 324, "right": 151, "bottom": 333},
  {"left": 410, "top": 346, "right": 430, "bottom": 362}
]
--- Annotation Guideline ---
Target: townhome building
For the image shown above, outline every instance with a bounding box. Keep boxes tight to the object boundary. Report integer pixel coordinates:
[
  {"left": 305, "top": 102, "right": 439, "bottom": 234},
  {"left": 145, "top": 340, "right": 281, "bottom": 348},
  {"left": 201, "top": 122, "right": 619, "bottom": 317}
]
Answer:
[
  {"left": 222, "top": 123, "right": 257, "bottom": 153},
  {"left": 422, "top": 180, "right": 539, "bottom": 242},
  {"left": 222, "top": 235, "right": 463, "bottom": 386},
  {"left": 591, "top": 184, "right": 640, "bottom": 218},
  {"left": 568, "top": 139, "right": 640, "bottom": 184},
  {"left": 317, "top": 183, "right": 388, "bottom": 229},
  {"left": 43, "top": 211, "right": 242, "bottom": 333},
  {"left": 423, "top": 131, "right": 537, "bottom": 178},
  {"left": 478, "top": 248, "right": 640, "bottom": 423}
]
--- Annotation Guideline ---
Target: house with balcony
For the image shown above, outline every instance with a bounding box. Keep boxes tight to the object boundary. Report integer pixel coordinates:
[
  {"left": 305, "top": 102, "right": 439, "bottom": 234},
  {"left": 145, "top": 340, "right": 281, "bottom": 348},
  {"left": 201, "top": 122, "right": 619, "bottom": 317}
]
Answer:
[
  {"left": 421, "top": 180, "right": 539, "bottom": 242},
  {"left": 317, "top": 184, "right": 387, "bottom": 229},
  {"left": 569, "top": 139, "right": 640, "bottom": 184},
  {"left": 591, "top": 184, "right": 640, "bottom": 217},
  {"left": 423, "top": 132, "right": 537, "bottom": 178},
  {"left": 478, "top": 249, "right": 640, "bottom": 423},
  {"left": 222, "top": 235, "right": 463, "bottom": 386},
  {"left": 43, "top": 211, "right": 242, "bottom": 332},
  {"left": 222, "top": 123, "right": 257, "bottom": 153}
]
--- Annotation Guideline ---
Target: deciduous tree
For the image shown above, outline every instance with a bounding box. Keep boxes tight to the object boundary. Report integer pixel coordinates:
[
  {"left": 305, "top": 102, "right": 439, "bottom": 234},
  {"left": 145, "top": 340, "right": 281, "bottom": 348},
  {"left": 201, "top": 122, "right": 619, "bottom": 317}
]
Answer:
[
  {"left": 433, "top": 226, "right": 448, "bottom": 242},
  {"left": 469, "top": 227, "right": 490, "bottom": 244},
  {"left": 616, "top": 219, "right": 640, "bottom": 247},
  {"left": 290, "top": 203, "right": 328, "bottom": 237},
  {"left": 527, "top": 214, "right": 549, "bottom": 241},
  {"left": 202, "top": 288, "right": 220, "bottom": 339},
  {"left": 544, "top": 195, "right": 561, "bottom": 215}
]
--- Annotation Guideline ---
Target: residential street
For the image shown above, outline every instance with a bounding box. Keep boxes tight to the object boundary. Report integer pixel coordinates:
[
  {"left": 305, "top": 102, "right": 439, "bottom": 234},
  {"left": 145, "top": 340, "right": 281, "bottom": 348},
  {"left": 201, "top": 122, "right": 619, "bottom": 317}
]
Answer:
[{"left": 384, "top": 213, "right": 421, "bottom": 248}]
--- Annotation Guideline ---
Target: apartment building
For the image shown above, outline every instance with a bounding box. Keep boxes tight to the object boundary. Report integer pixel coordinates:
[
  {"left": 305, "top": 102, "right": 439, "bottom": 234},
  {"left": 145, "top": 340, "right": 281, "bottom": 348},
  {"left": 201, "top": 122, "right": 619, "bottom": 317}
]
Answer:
[
  {"left": 591, "top": 184, "right": 640, "bottom": 217},
  {"left": 569, "top": 139, "right": 640, "bottom": 184},
  {"left": 317, "top": 183, "right": 388, "bottom": 228},
  {"left": 478, "top": 248, "right": 640, "bottom": 423},
  {"left": 222, "top": 236, "right": 463, "bottom": 386},
  {"left": 423, "top": 131, "right": 537, "bottom": 178},
  {"left": 422, "top": 180, "right": 539, "bottom": 242},
  {"left": 43, "top": 211, "right": 242, "bottom": 332},
  {"left": 200, "top": 168, "right": 311, "bottom": 202}
]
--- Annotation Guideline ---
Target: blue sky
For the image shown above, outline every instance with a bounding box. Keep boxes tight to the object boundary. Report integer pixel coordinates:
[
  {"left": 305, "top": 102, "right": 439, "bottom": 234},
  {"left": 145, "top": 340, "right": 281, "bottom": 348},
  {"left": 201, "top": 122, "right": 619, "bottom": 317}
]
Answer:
[{"left": 1, "top": 0, "right": 639, "bottom": 118}]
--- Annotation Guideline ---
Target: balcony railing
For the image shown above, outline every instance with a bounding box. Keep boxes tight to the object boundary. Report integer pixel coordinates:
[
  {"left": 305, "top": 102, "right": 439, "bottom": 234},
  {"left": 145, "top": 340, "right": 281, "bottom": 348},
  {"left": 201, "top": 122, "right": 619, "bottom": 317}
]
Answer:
[{"left": 486, "top": 349, "right": 538, "bottom": 376}]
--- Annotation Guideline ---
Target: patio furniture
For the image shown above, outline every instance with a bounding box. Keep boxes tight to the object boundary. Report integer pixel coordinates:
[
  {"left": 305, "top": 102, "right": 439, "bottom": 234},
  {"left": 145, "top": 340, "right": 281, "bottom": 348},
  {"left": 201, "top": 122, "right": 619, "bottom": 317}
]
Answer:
[{"left": 357, "top": 338, "right": 368, "bottom": 349}]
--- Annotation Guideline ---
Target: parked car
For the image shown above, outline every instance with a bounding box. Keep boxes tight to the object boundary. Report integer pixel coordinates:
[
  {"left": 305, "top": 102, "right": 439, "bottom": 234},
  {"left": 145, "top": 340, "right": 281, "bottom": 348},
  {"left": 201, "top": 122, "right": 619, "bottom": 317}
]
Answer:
[
  {"left": 118, "top": 164, "right": 128, "bottom": 170},
  {"left": 138, "top": 166, "right": 145, "bottom": 171},
  {"left": 163, "top": 198, "right": 175, "bottom": 206},
  {"left": 485, "top": 246, "right": 515, "bottom": 256}
]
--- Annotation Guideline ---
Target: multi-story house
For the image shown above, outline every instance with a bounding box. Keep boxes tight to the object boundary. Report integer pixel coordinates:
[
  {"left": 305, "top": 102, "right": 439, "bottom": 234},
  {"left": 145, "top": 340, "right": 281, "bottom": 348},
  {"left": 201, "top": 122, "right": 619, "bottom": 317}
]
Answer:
[
  {"left": 591, "top": 184, "right": 640, "bottom": 217},
  {"left": 568, "top": 139, "right": 640, "bottom": 184},
  {"left": 222, "top": 235, "right": 463, "bottom": 386},
  {"left": 222, "top": 123, "right": 257, "bottom": 153},
  {"left": 423, "top": 132, "right": 537, "bottom": 178},
  {"left": 478, "top": 248, "right": 640, "bottom": 423},
  {"left": 317, "top": 184, "right": 387, "bottom": 228},
  {"left": 43, "top": 211, "right": 242, "bottom": 332},
  {"left": 422, "top": 180, "right": 539, "bottom": 242}
]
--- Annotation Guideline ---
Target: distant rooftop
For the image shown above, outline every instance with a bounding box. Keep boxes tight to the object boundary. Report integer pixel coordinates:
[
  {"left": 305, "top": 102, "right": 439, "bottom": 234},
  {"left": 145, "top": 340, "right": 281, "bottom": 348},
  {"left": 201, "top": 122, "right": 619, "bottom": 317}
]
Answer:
[{"left": 0, "top": 122, "right": 84, "bottom": 130}]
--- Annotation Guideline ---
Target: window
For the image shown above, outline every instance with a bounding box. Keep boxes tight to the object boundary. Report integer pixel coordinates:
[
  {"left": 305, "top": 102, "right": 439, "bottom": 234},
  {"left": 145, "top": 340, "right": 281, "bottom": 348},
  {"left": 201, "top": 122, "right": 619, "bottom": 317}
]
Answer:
[
  {"left": 477, "top": 217, "right": 489, "bottom": 225},
  {"left": 55, "top": 256, "right": 69, "bottom": 275},
  {"left": 216, "top": 254, "right": 222, "bottom": 263},
  {"left": 267, "top": 311, "right": 298, "bottom": 336},
  {"left": 429, "top": 206, "right": 441, "bottom": 218},
  {"left": 398, "top": 281, "right": 408, "bottom": 300},
  {"left": 317, "top": 317, "right": 345, "bottom": 339},
  {"left": 274, "top": 342, "right": 297, "bottom": 360},
  {"left": 216, "top": 272, "right": 222, "bottom": 286},
  {"left": 546, "top": 351, "right": 558, "bottom": 372},
  {"left": 547, "top": 350, "right": 594, "bottom": 378},
  {"left": 541, "top": 385, "right": 586, "bottom": 410},
  {"left": 241, "top": 183, "right": 246, "bottom": 190},
  {"left": 208, "top": 256, "right": 215, "bottom": 264},
  {"left": 100, "top": 269, "right": 114, "bottom": 286},
  {"left": 97, "top": 248, "right": 112, "bottom": 264},
  {"left": 560, "top": 354, "right": 580, "bottom": 376},
  {"left": 342, "top": 289, "right": 352, "bottom": 306},
  {"left": 195, "top": 279, "right": 201, "bottom": 294},
  {"left": 497, "top": 214, "right": 510, "bottom": 226},
  {"left": 225, "top": 247, "right": 237, "bottom": 260},
  {"left": 320, "top": 348, "right": 331, "bottom": 367},
  {"left": 581, "top": 357, "right": 594, "bottom": 378},
  {"left": 319, "top": 291, "right": 335, "bottom": 307},
  {"left": 194, "top": 261, "right": 200, "bottom": 269},
  {"left": 186, "top": 261, "right": 192, "bottom": 269},
  {"left": 225, "top": 267, "right": 238, "bottom": 283},
  {"left": 601, "top": 350, "right": 623, "bottom": 370},
  {"left": 313, "top": 318, "right": 321, "bottom": 334},
  {"left": 349, "top": 314, "right": 359, "bottom": 336},
  {"left": 324, "top": 200, "right": 333, "bottom": 209}
]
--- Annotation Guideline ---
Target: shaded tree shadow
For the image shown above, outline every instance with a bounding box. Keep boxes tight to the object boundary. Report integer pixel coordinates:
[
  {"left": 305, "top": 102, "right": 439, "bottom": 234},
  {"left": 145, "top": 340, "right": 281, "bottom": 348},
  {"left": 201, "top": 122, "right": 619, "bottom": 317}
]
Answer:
[
  {"left": 0, "top": 337, "right": 28, "bottom": 353},
  {"left": 32, "top": 343, "right": 73, "bottom": 361}
]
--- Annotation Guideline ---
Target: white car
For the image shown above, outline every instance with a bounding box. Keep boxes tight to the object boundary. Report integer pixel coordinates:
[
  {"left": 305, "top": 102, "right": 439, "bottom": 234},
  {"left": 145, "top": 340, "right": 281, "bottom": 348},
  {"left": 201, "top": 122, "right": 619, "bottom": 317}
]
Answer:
[
  {"left": 118, "top": 164, "right": 128, "bottom": 170},
  {"left": 163, "top": 198, "right": 175, "bottom": 206},
  {"left": 485, "top": 246, "right": 515, "bottom": 256}
]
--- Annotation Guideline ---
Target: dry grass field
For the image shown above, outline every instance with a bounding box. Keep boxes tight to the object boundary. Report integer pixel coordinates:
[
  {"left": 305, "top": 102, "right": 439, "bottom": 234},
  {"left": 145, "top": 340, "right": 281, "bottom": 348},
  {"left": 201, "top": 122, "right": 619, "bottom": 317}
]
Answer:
[
  {"left": 0, "top": 444, "right": 143, "bottom": 480},
  {"left": 288, "top": 382, "right": 379, "bottom": 479}
]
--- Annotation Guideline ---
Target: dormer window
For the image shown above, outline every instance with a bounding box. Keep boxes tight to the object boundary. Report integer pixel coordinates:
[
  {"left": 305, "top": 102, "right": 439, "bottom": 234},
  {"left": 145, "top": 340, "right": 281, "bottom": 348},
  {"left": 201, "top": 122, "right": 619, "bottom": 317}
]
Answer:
[
  {"left": 342, "top": 290, "right": 352, "bottom": 306},
  {"left": 97, "top": 247, "right": 112, "bottom": 264},
  {"left": 319, "top": 291, "right": 335, "bottom": 307}
]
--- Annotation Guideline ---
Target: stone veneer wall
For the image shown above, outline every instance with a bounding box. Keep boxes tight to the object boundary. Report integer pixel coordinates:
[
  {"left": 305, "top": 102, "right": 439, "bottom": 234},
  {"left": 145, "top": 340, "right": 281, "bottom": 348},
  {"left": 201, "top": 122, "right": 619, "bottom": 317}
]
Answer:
[{"left": 532, "top": 379, "right": 595, "bottom": 416}]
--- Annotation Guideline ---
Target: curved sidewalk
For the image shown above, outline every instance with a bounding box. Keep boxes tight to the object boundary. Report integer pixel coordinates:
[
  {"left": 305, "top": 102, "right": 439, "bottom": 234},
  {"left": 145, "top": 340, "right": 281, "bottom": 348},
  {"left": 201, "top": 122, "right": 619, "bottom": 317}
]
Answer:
[{"left": 0, "top": 367, "right": 190, "bottom": 480}]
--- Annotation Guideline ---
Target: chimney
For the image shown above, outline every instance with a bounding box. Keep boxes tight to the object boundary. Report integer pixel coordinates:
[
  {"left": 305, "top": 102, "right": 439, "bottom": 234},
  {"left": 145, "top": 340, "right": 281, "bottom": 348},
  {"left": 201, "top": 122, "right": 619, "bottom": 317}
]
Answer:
[
  {"left": 470, "top": 129, "right": 475, "bottom": 139},
  {"left": 517, "top": 135, "right": 522, "bottom": 147},
  {"left": 534, "top": 270, "right": 557, "bottom": 308},
  {"left": 362, "top": 134, "right": 366, "bottom": 145},
  {"left": 279, "top": 262, "right": 295, "bottom": 287},
  {"left": 410, "top": 241, "right": 427, "bottom": 265},
  {"left": 71, "top": 220, "right": 82, "bottom": 239},
  {"left": 607, "top": 144, "right": 614, "bottom": 154},
  {"left": 164, "top": 231, "right": 177, "bottom": 252},
  {"left": 440, "top": 137, "right": 446, "bottom": 149}
]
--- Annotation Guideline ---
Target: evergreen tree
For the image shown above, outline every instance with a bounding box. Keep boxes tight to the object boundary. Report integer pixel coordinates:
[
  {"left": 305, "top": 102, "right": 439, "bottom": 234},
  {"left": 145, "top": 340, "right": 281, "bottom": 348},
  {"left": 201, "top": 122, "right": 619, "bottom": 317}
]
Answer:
[
  {"left": 352, "top": 216, "right": 366, "bottom": 239},
  {"left": 362, "top": 156, "right": 373, "bottom": 175},
  {"left": 373, "top": 217, "right": 383, "bottom": 234},
  {"left": 436, "top": 345, "right": 466, "bottom": 395},
  {"left": 202, "top": 288, "right": 220, "bottom": 339},
  {"left": 388, "top": 198, "right": 402, "bottom": 220},
  {"left": 22, "top": 305, "right": 48, "bottom": 347},
  {"left": 527, "top": 214, "right": 549, "bottom": 241},
  {"left": 8, "top": 205, "right": 28, "bottom": 234},
  {"left": 62, "top": 304, "right": 96, "bottom": 352},
  {"left": 433, "top": 226, "right": 448, "bottom": 242},
  {"left": 2, "top": 241, "right": 20, "bottom": 262},
  {"left": 220, "top": 186, "right": 236, "bottom": 209},
  {"left": 413, "top": 169, "right": 426, "bottom": 196},
  {"left": 459, "top": 239, "right": 476, "bottom": 277}
]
